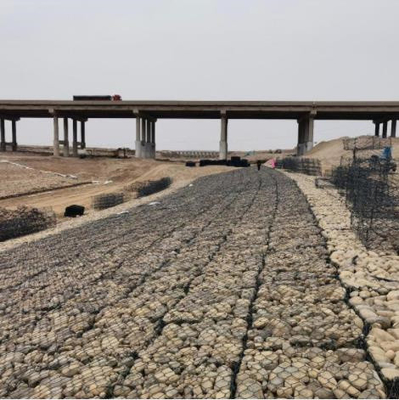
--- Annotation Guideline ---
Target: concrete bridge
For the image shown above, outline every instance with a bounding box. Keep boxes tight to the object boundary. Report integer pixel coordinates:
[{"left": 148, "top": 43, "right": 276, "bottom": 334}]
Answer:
[{"left": 0, "top": 100, "right": 398, "bottom": 159}]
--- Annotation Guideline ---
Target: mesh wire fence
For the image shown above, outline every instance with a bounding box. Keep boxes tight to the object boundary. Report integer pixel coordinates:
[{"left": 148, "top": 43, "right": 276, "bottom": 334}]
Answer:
[
  {"left": 330, "top": 156, "right": 399, "bottom": 253},
  {"left": 275, "top": 157, "right": 322, "bottom": 176},
  {"left": 343, "top": 136, "right": 393, "bottom": 151},
  {"left": 0, "top": 206, "right": 56, "bottom": 242}
]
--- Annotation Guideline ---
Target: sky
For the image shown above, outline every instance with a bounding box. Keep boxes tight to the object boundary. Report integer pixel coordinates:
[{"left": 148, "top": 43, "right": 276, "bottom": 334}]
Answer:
[{"left": 1, "top": 0, "right": 398, "bottom": 151}]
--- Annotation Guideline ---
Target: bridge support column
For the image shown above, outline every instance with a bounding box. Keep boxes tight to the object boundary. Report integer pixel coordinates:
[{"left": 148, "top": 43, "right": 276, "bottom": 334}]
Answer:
[
  {"left": 141, "top": 118, "right": 147, "bottom": 158},
  {"left": 150, "top": 120, "right": 156, "bottom": 158},
  {"left": 0, "top": 119, "right": 5, "bottom": 151},
  {"left": 80, "top": 120, "right": 86, "bottom": 149},
  {"left": 136, "top": 117, "right": 156, "bottom": 159},
  {"left": 63, "top": 118, "right": 69, "bottom": 157},
  {"left": 135, "top": 115, "right": 142, "bottom": 158},
  {"left": 304, "top": 117, "right": 314, "bottom": 153},
  {"left": 297, "top": 120, "right": 305, "bottom": 156},
  {"left": 297, "top": 116, "right": 314, "bottom": 155},
  {"left": 11, "top": 119, "right": 17, "bottom": 151},
  {"left": 374, "top": 121, "right": 380, "bottom": 137},
  {"left": 53, "top": 116, "right": 60, "bottom": 157},
  {"left": 219, "top": 113, "right": 228, "bottom": 160},
  {"left": 146, "top": 119, "right": 152, "bottom": 158},
  {"left": 382, "top": 121, "right": 388, "bottom": 138},
  {"left": 391, "top": 120, "right": 397, "bottom": 138},
  {"left": 72, "top": 119, "right": 78, "bottom": 157}
]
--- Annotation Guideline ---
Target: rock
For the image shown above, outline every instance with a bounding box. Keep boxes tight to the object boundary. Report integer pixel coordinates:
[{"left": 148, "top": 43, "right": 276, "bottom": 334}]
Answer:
[
  {"left": 276, "top": 386, "right": 293, "bottom": 398},
  {"left": 370, "top": 328, "right": 396, "bottom": 343},
  {"left": 350, "top": 296, "right": 364, "bottom": 306},
  {"left": 387, "top": 290, "right": 399, "bottom": 302},
  {"left": 154, "top": 367, "right": 179, "bottom": 384},
  {"left": 348, "top": 373, "right": 368, "bottom": 391},
  {"left": 386, "top": 301, "right": 399, "bottom": 311},
  {"left": 338, "top": 379, "right": 361, "bottom": 397},
  {"left": 388, "top": 329, "right": 399, "bottom": 340},
  {"left": 253, "top": 317, "right": 268, "bottom": 329},
  {"left": 238, "top": 379, "right": 263, "bottom": 398},
  {"left": 333, "top": 388, "right": 347, "bottom": 399},
  {"left": 318, "top": 370, "right": 337, "bottom": 390},
  {"left": 336, "top": 348, "right": 366, "bottom": 362},
  {"left": 381, "top": 368, "right": 399, "bottom": 380},
  {"left": 314, "top": 387, "right": 334, "bottom": 398},
  {"left": 359, "top": 308, "right": 378, "bottom": 320},
  {"left": 61, "top": 363, "right": 81, "bottom": 377},
  {"left": 33, "top": 384, "right": 51, "bottom": 398}
]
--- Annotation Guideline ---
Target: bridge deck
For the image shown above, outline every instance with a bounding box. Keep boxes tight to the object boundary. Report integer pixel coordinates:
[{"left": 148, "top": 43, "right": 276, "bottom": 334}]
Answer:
[{"left": 0, "top": 100, "right": 399, "bottom": 120}]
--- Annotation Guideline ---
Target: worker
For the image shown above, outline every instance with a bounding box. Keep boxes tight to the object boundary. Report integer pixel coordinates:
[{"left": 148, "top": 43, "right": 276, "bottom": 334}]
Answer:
[{"left": 256, "top": 160, "right": 262, "bottom": 171}]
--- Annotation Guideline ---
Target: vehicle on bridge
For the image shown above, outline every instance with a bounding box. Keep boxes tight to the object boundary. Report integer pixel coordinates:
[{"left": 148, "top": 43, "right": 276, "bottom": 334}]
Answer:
[{"left": 73, "top": 94, "right": 122, "bottom": 101}]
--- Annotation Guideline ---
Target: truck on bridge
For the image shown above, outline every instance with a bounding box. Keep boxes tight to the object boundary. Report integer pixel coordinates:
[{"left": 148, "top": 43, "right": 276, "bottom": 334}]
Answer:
[{"left": 73, "top": 95, "right": 122, "bottom": 101}]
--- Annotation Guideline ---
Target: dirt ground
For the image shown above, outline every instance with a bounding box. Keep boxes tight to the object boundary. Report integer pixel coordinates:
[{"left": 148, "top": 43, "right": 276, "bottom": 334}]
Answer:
[
  {"left": 306, "top": 136, "right": 399, "bottom": 172},
  {"left": 0, "top": 151, "right": 236, "bottom": 218},
  {"left": 2, "top": 135, "right": 395, "bottom": 219}
]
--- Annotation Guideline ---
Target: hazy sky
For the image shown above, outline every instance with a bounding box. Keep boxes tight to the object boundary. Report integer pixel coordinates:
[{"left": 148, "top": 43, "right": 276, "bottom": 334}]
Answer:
[{"left": 1, "top": 0, "right": 398, "bottom": 151}]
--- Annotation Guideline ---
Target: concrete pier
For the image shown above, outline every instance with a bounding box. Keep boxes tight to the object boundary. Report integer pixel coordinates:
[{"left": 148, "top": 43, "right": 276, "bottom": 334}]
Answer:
[
  {"left": 391, "top": 120, "right": 397, "bottom": 138},
  {"left": 80, "top": 120, "right": 86, "bottom": 149},
  {"left": 297, "top": 120, "right": 305, "bottom": 155},
  {"left": 72, "top": 119, "right": 78, "bottom": 157},
  {"left": 374, "top": 121, "right": 380, "bottom": 137},
  {"left": 382, "top": 121, "right": 388, "bottom": 138},
  {"left": 297, "top": 115, "right": 314, "bottom": 155},
  {"left": 135, "top": 115, "right": 142, "bottom": 158},
  {"left": 152, "top": 120, "right": 156, "bottom": 146},
  {"left": 304, "top": 117, "right": 314, "bottom": 153},
  {"left": 11, "top": 119, "right": 17, "bottom": 151},
  {"left": 0, "top": 119, "right": 5, "bottom": 151},
  {"left": 135, "top": 117, "right": 156, "bottom": 159},
  {"left": 53, "top": 116, "right": 60, "bottom": 156},
  {"left": 150, "top": 120, "right": 156, "bottom": 158},
  {"left": 219, "top": 113, "right": 228, "bottom": 160},
  {"left": 63, "top": 118, "right": 69, "bottom": 157}
]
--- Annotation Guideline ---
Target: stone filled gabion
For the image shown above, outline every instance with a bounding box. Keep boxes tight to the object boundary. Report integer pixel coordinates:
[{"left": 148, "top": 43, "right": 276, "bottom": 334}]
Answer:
[
  {"left": 287, "top": 170, "right": 399, "bottom": 396},
  {"left": 330, "top": 158, "right": 399, "bottom": 254},
  {"left": 275, "top": 157, "right": 322, "bottom": 176},
  {"left": 92, "top": 192, "right": 125, "bottom": 210},
  {"left": 0, "top": 206, "right": 56, "bottom": 242},
  {"left": 0, "top": 168, "right": 386, "bottom": 398}
]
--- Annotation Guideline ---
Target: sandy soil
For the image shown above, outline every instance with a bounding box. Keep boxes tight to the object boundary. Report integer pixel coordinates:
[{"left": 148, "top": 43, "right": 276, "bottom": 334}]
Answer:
[
  {"left": 0, "top": 161, "right": 84, "bottom": 199},
  {"left": 0, "top": 151, "right": 236, "bottom": 218},
  {"left": 306, "top": 136, "right": 399, "bottom": 172}
]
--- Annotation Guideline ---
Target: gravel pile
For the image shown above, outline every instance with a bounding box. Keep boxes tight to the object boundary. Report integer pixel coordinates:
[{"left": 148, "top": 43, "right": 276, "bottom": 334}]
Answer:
[{"left": 0, "top": 168, "right": 386, "bottom": 398}]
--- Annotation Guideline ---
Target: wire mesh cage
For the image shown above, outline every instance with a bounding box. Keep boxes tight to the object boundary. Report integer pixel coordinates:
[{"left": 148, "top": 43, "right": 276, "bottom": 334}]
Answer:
[
  {"left": 330, "top": 156, "right": 399, "bottom": 253},
  {"left": 275, "top": 157, "right": 322, "bottom": 176},
  {"left": 0, "top": 206, "right": 56, "bottom": 242},
  {"left": 92, "top": 192, "right": 125, "bottom": 210},
  {"left": 343, "top": 136, "right": 393, "bottom": 151}
]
